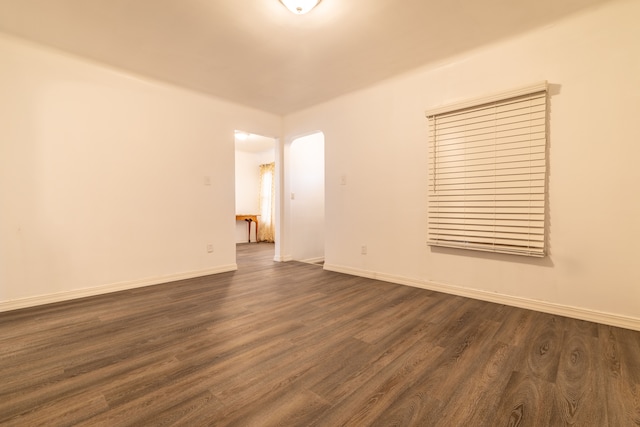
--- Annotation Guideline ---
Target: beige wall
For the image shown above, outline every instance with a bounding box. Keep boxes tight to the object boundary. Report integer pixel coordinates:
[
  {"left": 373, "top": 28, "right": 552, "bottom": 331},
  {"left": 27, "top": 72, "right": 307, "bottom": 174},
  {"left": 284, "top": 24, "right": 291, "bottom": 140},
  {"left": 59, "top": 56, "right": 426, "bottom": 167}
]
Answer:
[
  {"left": 284, "top": 0, "right": 640, "bottom": 327},
  {"left": 0, "top": 34, "right": 281, "bottom": 308}
]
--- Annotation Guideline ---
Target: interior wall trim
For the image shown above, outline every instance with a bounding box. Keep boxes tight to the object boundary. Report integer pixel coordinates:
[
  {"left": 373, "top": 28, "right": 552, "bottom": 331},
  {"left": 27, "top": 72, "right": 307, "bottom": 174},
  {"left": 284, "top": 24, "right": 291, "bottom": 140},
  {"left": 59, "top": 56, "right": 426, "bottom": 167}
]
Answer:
[
  {"left": 0, "top": 264, "right": 238, "bottom": 313},
  {"left": 323, "top": 263, "right": 640, "bottom": 332},
  {"left": 300, "top": 257, "right": 325, "bottom": 264}
]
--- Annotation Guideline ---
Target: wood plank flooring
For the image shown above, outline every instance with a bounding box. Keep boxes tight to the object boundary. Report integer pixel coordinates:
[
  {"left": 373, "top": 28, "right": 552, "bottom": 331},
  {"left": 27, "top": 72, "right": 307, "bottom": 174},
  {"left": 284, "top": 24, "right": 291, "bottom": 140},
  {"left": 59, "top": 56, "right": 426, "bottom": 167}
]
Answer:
[{"left": 1, "top": 243, "right": 639, "bottom": 426}]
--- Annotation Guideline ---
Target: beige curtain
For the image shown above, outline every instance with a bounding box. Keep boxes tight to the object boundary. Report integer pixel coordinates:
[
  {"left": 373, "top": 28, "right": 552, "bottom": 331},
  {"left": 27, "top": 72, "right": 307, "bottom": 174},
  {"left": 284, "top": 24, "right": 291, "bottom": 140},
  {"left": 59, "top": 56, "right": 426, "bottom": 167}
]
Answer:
[{"left": 257, "top": 162, "right": 275, "bottom": 242}]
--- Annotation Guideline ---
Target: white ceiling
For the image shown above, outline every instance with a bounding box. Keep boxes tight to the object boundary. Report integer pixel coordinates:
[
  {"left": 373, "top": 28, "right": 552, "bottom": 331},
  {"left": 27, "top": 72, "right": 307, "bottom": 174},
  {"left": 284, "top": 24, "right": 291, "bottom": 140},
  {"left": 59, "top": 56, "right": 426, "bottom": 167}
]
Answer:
[
  {"left": 0, "top": 0, "right": 610, "bottom": 115},
  {"left": 235, "top": 132, "right": 276, "bottom": 153}
]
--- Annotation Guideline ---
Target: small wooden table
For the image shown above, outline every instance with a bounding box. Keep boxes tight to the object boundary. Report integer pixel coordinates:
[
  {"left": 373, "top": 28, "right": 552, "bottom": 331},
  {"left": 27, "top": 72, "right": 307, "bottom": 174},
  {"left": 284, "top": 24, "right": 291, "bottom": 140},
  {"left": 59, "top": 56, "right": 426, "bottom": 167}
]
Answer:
[{"left": 235, "top": 214, "right": 260, "bottom": 242}]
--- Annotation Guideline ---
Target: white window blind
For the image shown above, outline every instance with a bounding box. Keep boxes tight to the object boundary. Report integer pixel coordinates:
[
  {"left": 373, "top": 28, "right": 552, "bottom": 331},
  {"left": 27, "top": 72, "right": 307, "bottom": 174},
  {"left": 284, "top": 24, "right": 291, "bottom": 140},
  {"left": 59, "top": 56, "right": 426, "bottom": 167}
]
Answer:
[{"left": 426, "top": 82, "right": 548, "bottom": 257}]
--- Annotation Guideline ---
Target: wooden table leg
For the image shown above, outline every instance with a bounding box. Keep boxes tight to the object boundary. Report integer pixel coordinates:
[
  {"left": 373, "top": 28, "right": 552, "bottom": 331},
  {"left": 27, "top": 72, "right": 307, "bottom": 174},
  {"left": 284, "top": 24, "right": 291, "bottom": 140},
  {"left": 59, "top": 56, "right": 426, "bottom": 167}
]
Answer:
[{"left": 244, "top": 218, "right": 252, "bottom": 242}]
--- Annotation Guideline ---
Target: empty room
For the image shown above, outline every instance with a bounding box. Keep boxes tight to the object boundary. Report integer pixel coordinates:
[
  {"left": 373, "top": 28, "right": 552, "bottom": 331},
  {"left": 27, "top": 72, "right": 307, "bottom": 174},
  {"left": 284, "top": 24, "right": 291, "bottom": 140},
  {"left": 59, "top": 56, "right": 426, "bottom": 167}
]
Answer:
[{"left": 1, "top": 0, "right": 639, "bottom": 425}]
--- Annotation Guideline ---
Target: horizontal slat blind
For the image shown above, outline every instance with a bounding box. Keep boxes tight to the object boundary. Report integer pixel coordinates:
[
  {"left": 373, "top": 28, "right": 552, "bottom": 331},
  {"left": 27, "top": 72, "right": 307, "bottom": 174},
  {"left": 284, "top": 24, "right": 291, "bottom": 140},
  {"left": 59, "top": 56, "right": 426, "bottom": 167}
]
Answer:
[{"left": 426, "top": 87, "right": 548, "bottom": 257}]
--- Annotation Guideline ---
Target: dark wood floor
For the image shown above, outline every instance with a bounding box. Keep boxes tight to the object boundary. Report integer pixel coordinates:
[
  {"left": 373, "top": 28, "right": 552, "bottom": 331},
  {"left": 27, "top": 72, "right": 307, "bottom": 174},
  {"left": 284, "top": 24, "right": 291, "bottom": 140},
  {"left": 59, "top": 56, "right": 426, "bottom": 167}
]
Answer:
[{"left": 1, "top": 243, "right": 639, "bottom": 426}]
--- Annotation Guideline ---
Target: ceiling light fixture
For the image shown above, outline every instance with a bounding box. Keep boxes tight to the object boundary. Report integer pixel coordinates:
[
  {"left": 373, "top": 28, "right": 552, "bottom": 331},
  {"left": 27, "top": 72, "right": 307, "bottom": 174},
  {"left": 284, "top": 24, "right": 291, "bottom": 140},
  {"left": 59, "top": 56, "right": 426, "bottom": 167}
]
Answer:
[{"left": 279, "top": 0, "right": 321, "bottom": 15}]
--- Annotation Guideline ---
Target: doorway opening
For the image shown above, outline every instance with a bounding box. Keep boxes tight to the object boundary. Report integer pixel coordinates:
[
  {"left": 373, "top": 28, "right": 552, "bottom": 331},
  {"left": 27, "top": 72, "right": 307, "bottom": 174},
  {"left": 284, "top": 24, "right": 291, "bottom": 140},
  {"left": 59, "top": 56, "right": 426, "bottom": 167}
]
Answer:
[
  {"left": 289, "top": 132, "right": 325, "bottom": 263},
  {"left": 234, "top": 130, "right": 277, "bottom": 260}
]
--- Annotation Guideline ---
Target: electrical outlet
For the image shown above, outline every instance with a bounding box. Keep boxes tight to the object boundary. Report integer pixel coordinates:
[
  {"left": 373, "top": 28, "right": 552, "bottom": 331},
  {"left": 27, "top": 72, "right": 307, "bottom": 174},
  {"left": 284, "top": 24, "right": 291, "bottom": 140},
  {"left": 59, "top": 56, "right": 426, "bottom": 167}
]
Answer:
[
  {"left": 361, "top": 245, "right": 367, "bottom": 255},
  {"left": 207, "top": 244, "right": 214, "bottom": 253}
]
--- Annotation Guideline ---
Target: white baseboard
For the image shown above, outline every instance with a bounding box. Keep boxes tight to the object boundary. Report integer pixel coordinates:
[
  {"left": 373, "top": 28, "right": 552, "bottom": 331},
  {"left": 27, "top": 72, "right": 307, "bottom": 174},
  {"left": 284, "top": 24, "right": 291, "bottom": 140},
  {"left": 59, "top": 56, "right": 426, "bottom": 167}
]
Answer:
[
  {"left": 274, "top": 255, "right": 293, "bottom": 262},
  {"left": 0, "top": 264, "right": 238, "bottom": 313},
  {"left": 323, "top": 263, "right": 640, "bottom": 332},
  {"left": 300, "top": 257, "right": 325, "bottom": 264}
]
